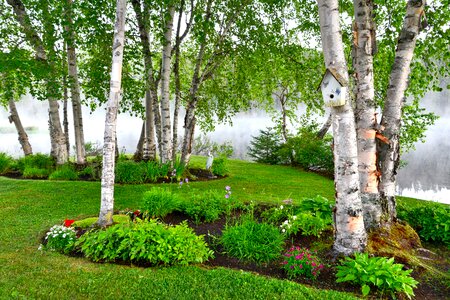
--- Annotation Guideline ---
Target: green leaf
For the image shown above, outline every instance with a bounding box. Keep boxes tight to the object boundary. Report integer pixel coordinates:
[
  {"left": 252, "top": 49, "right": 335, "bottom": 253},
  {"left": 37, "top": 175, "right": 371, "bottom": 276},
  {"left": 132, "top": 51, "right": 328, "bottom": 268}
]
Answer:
[{"left": 361, "top": 284, "right": 370, "bottom": 296}]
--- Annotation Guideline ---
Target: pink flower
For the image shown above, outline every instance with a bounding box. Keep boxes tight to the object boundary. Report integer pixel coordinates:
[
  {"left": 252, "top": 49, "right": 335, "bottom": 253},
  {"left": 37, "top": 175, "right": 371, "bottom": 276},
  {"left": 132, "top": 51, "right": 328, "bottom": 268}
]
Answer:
[
  {"left": 319, "top": 264, "right": 324, "bottom": 269},
  {"left": 311, "top": 262, "right": 317, "bottom": 267},
  {"left": 295, "top": 255, "right": 302, "bottom": 260},
  {"left": 299, "top": 264, "right": 303, "bottom": 269},
  {"left": 282, "top": 261, "right": 288, "bottom": 265}
]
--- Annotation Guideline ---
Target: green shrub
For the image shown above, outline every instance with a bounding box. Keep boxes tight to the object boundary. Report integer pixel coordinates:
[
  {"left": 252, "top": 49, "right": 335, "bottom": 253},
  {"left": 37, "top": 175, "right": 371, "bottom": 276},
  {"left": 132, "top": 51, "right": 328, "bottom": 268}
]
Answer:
[
  {"left": 78, "top": 166, "right": 96, "bottom": 180},
  {"left": 297, "top": 195, "right": 333, "bottom": 218},
  {"left": 49, "top": 165, "right": 78, "bottom": 181},
  {"left": 15, "top": 153, "right": 54, "bottom": 172},
  {"left": 220, "top": 217, "right": 284, "bottom": 264},
  {"left": 336, "top": 252, "right": 418, "bottom": 299},
  {"left": 398, "top": 203, "right": 450, "bottom": 246},
  {"left": 261, "top": 204, "right": 295, "bottom": 225},
  {"left": 182, "top": 189, "right": 235, "bottom": 223},
  {"left": 76, "top": 220, "right": 213, "bottom": 265},
  {"left": 0, "top": 152, "right": 14, "bottom": 174},
  {"left": 212, "top": 156, "right": 229, "bottom": 176},
  {"left": 247, "top": 128, "right": 283, "bottom": 164},
  {"left": 72, "top": 215, "right": 131, "bottom": 229},
  {"left": 282, "top": 247, "right": 324, "bottom": 279},
  {"left": 115, "top": 160, "right": 146, "bottom": 184},
  {"left": 44, "top": 225, "right": 77, "bottom": 253},
  {"left": 280, "top": 212, "right": 331, "bottom": 237},
  {"left": 22, "top": 167, "right": 49, "bottom": 179},
  {"left": 142, "top": 188, "right": 181, "bottom": 218}
]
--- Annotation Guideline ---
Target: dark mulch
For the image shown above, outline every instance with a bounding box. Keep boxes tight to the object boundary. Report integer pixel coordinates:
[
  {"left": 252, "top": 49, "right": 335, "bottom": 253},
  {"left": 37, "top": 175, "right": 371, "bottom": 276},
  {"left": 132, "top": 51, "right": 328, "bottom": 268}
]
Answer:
[{"left": 161, "top": 211, "right": 450, "bottom": 300}]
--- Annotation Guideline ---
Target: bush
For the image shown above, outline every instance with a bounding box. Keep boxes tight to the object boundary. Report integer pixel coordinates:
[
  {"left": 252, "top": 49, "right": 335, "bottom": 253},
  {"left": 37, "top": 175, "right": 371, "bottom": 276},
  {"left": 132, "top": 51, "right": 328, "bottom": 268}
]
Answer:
[
  {"left": 142, "top": 188, "right": 181, "bottom": 218},
  {"left": 0, "top": 152, "right": 13, "bottom": 174},
  {"left": 78, "top": 166, "right": 96, "bottom": 180},
  {"left": 44, "top": 225, "right": 77, "bottom": 253},
  {"left": 398, "top": 203, "right": 450, "bottom": 246},
  {"left": 72, "top": 215, "right": 131, "bottom": 229},
  {"left": 115, "top": 160, "right": 146, "bottom": 184},
  {"left": 336, "top": 252, "right": 418, "bottom": 298},
  {"left": 280, "top": 212, "right": 331, "bottom": 237},
  {"left": 22, "top": 167, "right": 49, "bottom": 179},
  {"left": 261, "top": 204, "right": 295, "bottom": 225},
  {"left": 76, "top": 220, "right": 213, "bottom": 265},
  {"left": 182, "top": 188, "right": 237, "bottom": 223},
  {"left": 15, "top": 153, "right": 54, "bottom": 172},
  {"left": 282, "top": 247, "right": 324, "bottom": 279},
  {"left": 49, "top": 165, "right": 78, "bottom": 181},
  {"left": 247, "top": 128, "right": 283, "bottom": 164},
  {"left": 220, "top": 217, "right": 285, "bottom": 264},
  {"left": 212, "top": 156, "right": 229, "bottom": 176}
]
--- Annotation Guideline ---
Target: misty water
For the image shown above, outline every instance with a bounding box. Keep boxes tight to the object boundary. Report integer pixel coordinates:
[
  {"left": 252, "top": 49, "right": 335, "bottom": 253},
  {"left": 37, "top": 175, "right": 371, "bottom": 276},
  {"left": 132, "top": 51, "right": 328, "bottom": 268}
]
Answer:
[{"left": 1, "top": 92, "right": 449, "bottom": 204}]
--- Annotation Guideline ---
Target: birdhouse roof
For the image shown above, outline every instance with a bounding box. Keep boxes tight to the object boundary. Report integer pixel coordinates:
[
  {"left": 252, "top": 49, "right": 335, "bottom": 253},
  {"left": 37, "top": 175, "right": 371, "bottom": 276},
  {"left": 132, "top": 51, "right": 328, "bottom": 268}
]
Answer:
[{"left": 317, "top": 68, "right": 348, "bottom": 91}]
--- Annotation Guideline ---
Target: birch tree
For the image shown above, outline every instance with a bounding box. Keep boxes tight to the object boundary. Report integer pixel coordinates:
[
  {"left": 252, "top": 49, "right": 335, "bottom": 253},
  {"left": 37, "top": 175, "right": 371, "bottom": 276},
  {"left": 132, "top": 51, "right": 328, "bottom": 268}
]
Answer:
[
  {"left": 97, "top": 0, "right": 127, "bottom": 227},
  {"left": 317, "top": 0, "right": 367, "bottom": 255}
]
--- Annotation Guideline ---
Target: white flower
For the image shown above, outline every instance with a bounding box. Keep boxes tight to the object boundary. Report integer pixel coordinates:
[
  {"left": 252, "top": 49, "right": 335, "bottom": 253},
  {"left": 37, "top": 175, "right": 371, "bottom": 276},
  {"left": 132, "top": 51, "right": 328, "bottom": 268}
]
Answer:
[
  {"left": 292, "top": 215, "right": 297, "bottom": 220},
  {"left": 63, "top": 234, "right": 66, "bottom": 238},
  {"left": 38, "top": 244, "right": 43, "bottom": 251},
  {"left": 280, "top": 205, "right": 284, "bottom": 210},
  {"left": 282, "top": 229, "right": 286, "bottom": 233},
  {"left": 283, "top": 220, "right": 289, "bottom": 224}
]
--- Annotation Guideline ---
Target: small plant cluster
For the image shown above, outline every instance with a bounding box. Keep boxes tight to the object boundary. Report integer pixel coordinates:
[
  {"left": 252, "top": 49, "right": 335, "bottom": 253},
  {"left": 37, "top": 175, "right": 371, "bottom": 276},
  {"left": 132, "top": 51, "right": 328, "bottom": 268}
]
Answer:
[
  {"left": 142, "top": 187, "right": 182, "bottom": 218},
  {"left": 247, "top": 121, "right": 333, "bottom": 174},
  {"left": 75, "top": 220, "right": 213, "bottom": 265},
  {"left": 0, "top": 152, "right": 14, "bottom": 175},
  {"left": 280, "top": 196, "right": 333, "bottom": 237},
  {"left": 44, "top": 224, "right": 77, "bottom": 253},
  {"left": 336, "top": 252, "right": 418, "bottom": 299},
  {"left": 282, "top": 247, "right": 324, "bottom": 279},
  {"left": 398, "top": 203, "right": 450, "bottom": 247},
  {"left": 15, "top": 153, "right": 54, "bottom": 179},
  {"left": 220, "top": 216, "right": 285, "bottom": 264},
  {"left": 261, "top": 204, "right": 294, "bottom": 225}
]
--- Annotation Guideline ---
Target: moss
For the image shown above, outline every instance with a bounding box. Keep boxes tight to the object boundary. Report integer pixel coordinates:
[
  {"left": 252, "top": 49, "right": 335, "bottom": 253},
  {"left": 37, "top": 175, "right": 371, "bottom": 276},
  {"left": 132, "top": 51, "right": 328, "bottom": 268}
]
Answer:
[{"left": 72, "top": 214, "right": 130, "bottom": 229}]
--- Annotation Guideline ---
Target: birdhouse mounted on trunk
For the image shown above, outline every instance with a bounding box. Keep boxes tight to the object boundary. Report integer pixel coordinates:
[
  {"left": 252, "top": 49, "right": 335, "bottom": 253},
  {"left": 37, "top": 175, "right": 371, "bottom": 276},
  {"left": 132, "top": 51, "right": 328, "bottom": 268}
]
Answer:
[{"left": 318, "top": 68, "right": 347, "bottom": 107}]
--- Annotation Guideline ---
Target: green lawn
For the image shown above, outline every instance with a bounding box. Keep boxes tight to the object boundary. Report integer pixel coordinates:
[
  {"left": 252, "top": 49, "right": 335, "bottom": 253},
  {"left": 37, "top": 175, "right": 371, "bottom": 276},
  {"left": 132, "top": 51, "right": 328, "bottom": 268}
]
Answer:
[{"left": 0, "top": 157, "right": 430, "bottom": 299}]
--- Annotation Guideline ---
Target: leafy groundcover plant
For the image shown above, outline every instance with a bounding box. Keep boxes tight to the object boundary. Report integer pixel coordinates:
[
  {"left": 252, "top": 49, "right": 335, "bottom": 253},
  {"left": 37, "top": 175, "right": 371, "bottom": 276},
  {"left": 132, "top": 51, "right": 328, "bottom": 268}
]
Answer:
[
  {"left": 75, "top": 220, "right": 213, "bottom": 265},
  {"left": 336, "top": 252, "right": 418, "bottom": 299},
  {"left": 142, "top": 187, "right": 181, "bottom": 218},
  {"left": 282, "top": 247, "right": 324, "bottom": 279}
]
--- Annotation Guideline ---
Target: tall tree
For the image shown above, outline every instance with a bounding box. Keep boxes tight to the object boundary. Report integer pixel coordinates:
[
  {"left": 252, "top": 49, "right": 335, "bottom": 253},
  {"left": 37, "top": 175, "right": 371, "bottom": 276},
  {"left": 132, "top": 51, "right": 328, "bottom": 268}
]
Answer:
[
  {"left": 317, "top": 0, "right": 367, "bottom": 255},
  {"left": 8, "top": 98, "right": 33, "bottom": 155},
  {"left": 97, "top": 0, "right": 127, "bottom": 227}
]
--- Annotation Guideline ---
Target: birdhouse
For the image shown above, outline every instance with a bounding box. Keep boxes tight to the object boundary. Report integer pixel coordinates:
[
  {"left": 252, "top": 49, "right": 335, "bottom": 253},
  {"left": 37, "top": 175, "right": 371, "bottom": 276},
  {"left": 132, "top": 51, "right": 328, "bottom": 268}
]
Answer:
[{"left": 318, "top": 68, "right": 347, "bottom": 107}]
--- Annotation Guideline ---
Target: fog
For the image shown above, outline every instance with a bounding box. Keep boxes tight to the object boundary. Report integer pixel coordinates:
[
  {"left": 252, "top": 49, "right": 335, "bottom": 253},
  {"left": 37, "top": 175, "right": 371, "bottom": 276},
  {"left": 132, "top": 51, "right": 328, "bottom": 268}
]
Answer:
[{"left": 1, "top": 91, "right": 449, "bottom": 204}]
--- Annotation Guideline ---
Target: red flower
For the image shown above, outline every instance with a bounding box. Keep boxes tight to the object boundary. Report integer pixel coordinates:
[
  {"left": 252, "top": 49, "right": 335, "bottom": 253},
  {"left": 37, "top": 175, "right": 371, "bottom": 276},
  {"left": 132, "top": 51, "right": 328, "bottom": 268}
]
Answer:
[
  {"left": 64, "top": 219, "right": 75, "bottom": 227},
  {"left": 133, "top": 210, "right": 141, "bottom": 216}
]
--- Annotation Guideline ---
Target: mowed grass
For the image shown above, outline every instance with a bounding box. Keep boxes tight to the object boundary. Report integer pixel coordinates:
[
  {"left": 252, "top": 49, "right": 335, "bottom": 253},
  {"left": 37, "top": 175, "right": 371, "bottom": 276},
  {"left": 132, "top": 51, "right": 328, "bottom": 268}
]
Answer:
[{"left": 0, "top": 156, "right": 427, "bottom": 299}]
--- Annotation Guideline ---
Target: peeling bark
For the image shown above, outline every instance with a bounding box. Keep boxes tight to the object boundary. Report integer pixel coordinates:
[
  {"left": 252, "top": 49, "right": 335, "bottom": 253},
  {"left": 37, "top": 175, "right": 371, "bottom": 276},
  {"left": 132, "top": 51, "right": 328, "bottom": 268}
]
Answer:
[
  {"left": 378, "top": 0, "right": 425, "bottom": 223},
  {"left": 98, "top": 0, "right": 127, "bottom": 227},
  {"left": 317, "top": 0, "right": 367, "bottom": 255},
  {"left": 63, "top": 80, "right": 70, "bottom": 156},
  {"left": 8, "top": 98, "right": 32, "bottom": 156},
  {"left": 352, "top": 0, "right": 380, "bottom": 230}
]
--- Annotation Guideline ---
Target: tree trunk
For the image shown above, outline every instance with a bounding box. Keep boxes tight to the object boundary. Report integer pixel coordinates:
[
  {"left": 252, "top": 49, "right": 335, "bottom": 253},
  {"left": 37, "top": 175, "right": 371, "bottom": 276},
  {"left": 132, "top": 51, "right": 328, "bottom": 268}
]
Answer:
[
  {"left": 131, "top": 0, "right": 157, "bottom": 161},
  {"left": 6, "top": 0, "right": 68, "bottom": 165},
  {"left": 98, "top": 0, "right": 127, "bottom": 227},
  {"left": 317, "top": 0, "right": 367, "bottom": 255},
  {"left": 133, "top": 121, "right": 145, "bottom": 161},
  {"left": 8, "top": 98, "right": 32, "bottom": 155},
  {"left": 378, "top": 0, "right": 425, "bottom": 223},
  {"left": 317, "top": 113, "right": 332, "bottom": 139},
  {"left": 159, "top": 6, "right": 175, "bottom": 164},
  {"left": 352, "top": 0, "right": 380, "bottom": 230},
  {"left": 63, "top": 80, "right": 70, "bottom": 156},
  {"left": 65, "top": 0, "right": 86, "bottom": 165}
]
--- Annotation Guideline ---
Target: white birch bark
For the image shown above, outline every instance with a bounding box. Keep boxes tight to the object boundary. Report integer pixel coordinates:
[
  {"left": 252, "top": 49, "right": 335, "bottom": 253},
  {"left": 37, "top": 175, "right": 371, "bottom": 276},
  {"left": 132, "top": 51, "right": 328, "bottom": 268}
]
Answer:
[
  {"left": 63, "top": 81, "right": 70, "bottom": 155},
  {"left": 159, "top": 6, "right": 175, "bottom": 164},
  {"left": 317, "top": 113, "right": 332, "bottom": 139},
  {"left": 65, "top": 0, "right": 86, "bottom": 165},
  {"left": 98, "top": 0, "right": 127, "bottom": 227},
  {"left": 7, "top": 0, "right": 68, "bottom": 165},
  {"left": 317, "top": 0, "right": 367, "bottom": 255},
  {"left": 352, "top": 0, "right": 381, "bottom": 230},
  {"left": 378, "top": 0, "right": 426, "bottom": 223},
  {"left": 8, "top": 98, "right": 33, "bottom": 156}
]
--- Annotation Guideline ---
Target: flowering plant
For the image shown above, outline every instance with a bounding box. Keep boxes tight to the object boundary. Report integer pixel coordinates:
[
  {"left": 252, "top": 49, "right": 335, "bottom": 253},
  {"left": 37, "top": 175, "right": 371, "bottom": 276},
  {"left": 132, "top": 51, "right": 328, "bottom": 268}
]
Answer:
[
  {"left": 280, "top": 212, "right": 330, "bottom": 237},
  {"left": 282, "top": 246, "right": 324, "bottom": 279},
  {"left": 45, "top": 225, "right": 76, "bottom": 253},
  {"left": 64, "top": 219, "right": 75, "bottom": 227}
]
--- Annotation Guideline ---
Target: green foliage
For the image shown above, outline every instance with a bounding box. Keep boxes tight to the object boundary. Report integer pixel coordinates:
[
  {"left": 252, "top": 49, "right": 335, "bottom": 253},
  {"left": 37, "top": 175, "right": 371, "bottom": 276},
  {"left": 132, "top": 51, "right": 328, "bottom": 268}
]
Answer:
[
  {"left": 142, "top": 188, "right": 181, "bottom": 218},
  {"left": 44, "top": 225, "right": 76, "bottom": 253},
  {"left": 15, "top": 153, "right": 54, "bottom": 172},
  {"left": 247, "top": 127, "right": 282, "bottom": 164},
  {"left": 280, "top": 212, "right": 331, "bottom": 237},
  {"left": 115, "top": 160, "right": 146, "bottom": 184},
  {"left": 145, "top": 161, "right": 165, "bottom": 182},
  {"left": 336, "top": 253, "right": 418, "bottom": 299},
  {"left": 76, "top": 220, "right": 213, "bottom": 265},
  {"left": 282, "top": 247, "right": 324, "bottom": 279},
  {"left": 49, "top": 165, "right": 78, "bottom": 181},
  {"left": 298, "top": 195, "right": 333, "bottom": 217},
  {"left": 212, "top": 156, "right": 229, "bottom": 176},
  {"left": 22, "top": 167, "right": 49, "bottom": 179},
  {"left": 81, "top": 141, "right": 102, "bottom": 157},
  {"left": 260, "top": 203, "right": 295, "bottom": 225},
  {"left": 72, "top": 215, "right": 130, "bottom": 229},
  {"left": 192, "top": 135, "right": 234, "bottom": 158},
  {"left": 0, "top": 152, "right": 13, "bottom": 174},
  {"left": 398, "top": 203, "right": 450, "bottom": 246},
  {"left": 77, "top": 165, "right": 96, "bottom": 180},
  {"left": 220, "top": 217, "right": 284, "bottom": 264}
]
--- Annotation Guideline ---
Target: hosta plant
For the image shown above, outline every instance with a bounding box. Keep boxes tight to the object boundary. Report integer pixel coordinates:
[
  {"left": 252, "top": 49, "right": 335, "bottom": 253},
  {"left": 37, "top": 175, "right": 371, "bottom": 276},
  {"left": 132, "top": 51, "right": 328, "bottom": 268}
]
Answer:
[{"left": 336, "top": 252, "right": 418, "bottom": 299}]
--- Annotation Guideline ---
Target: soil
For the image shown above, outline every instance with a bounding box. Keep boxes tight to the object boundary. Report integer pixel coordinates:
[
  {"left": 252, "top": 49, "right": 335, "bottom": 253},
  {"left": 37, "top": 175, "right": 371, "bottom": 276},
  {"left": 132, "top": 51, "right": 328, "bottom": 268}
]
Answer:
[{"left": 160, "top": 210, "right": 450, "bottom": 300}]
